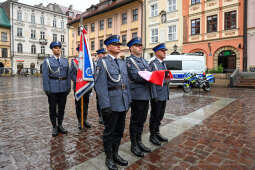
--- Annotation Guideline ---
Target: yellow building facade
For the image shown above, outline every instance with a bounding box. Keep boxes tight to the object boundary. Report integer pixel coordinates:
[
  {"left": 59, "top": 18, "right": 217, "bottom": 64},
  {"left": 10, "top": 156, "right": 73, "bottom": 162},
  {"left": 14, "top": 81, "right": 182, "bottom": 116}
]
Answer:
[
  {"left": 68, "top": 0, "right": 143, "bottom": 60},
  {"left": 144, "top": 0, "right": 183, "bottom": 59}
]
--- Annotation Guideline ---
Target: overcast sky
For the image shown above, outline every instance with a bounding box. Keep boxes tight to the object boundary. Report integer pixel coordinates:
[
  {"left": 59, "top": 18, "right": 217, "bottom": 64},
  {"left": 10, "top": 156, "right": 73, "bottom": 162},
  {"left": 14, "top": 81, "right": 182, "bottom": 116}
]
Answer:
[{"left": 0, "top": 0, "right": 100, "bottom": 12}]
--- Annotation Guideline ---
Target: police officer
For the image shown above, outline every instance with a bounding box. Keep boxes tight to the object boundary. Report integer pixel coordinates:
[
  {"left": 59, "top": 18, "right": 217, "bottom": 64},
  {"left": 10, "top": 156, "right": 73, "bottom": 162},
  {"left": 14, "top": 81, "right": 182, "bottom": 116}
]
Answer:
[
  {"left": 149, "top": 43, "right": 169, "bottom": 145},
  {"left": 95, "top": 48, "right": 107, "bottom": 124},
  {"left": 42, "top": 41, "right": 71, "bottom": 137},
  {"left": 95, "top": 35, "right": 131, "bottom": 170},
  {"left": 126, "top": 37, "right": 153, "bottom": 157},
  {"left": 70, "top": 46, "right": 92, "bottom": 130}
]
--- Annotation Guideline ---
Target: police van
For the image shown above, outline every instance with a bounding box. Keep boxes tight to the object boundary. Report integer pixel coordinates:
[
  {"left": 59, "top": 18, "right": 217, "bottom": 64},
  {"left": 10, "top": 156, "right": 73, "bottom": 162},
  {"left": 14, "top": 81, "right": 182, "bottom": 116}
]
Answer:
[
  {"left": 164, "top": 54, "right": 206, "bottom": 85},
  {"left": 149, "top": 54, "right": 206, "bottom": 85}
]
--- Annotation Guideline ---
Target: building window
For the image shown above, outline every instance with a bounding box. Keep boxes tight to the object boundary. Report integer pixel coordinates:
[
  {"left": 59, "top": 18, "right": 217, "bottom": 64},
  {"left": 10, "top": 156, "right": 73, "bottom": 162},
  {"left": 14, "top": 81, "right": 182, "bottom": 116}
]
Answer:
[
  {"left": 61, "top": 20, "right": 65, "bottom": 29},
  {"left": 77, "top": 27, "right": 80, "bottom": 35},
  {"left": 122, "top": 34, "right": 127, "bottom": 45},
  {"left": 31, "top": 14, "right": 35, "bottom": 24},
  {"left": 99, "top": 40, "right": 104, "bottom": 49},
  {"left": 99, "top": 20, "right": 104, "bottom": 30},
  {"left": 151, "top": 4, "right": 158, "bottom": 17},
  {"left": 17, "top": 43, "right": 23, "bottom": 53},
  {"left": 40, "top": 16, "right": 44, "bottom": 25},
  {"left": 151, "top": 28, "right": 158, "bottom": 43},
  {"left": 40, "top": 31, "right": 45, "bottom": 39},
  {"left": 1, "top": 48, "right": 7, "bottom": 58},
  {"left": 31, "top": 45, "right": 36, "bottom": 54},
  {"left": 91, "top": 23, "right": 95, "bottom": 32},
  {"left": 41, "top": 46, "right": 45, "bottom": 54},
  {"left": 91, "top": 40, "right": 95, "bottom": 50},
  {"left": 132, "top": 32, "right": 137, "bottom": 38},
  {"left": 31, "top": 30, "right": 36, "bottom": 39},
  {"left": 122, "top": 13, "right": 127, "bottom": 24},
  {"left": 53, "top": 34, "right": 57, "bottom": 41},
  {"left": 225, "top": 11, "right": 237, "bottom": 30},
  {"left": 168, "top": 25, "right": 177, "bottom": 41},
  {"left": 1, "top": 32, "right": 7, "bottom": 41},
  {"left": 168, "top": 0, "right": 176, "bottom": 12},
  {"left": 191, "top": 18, "right": 200, "bottom": 35},
  {"left": 61, "top": 48, "right": 65, "bottom": 56},
  {"left": 133, "top": 9, "right": 138, "bottom": 21},
  {"left": 108, "top": 18, "right": 112, "bottom": 28},
  {"left": 17, "top": 10, "right": 22, "bottom": 21},
  {"left": 61, "top": 35, "right": 64, "bottom": 42},
  {"left": 17, "top": 28, "right": 22, "bottom": 37},
  {"left": 53, "top": 18, "right": 57, "bottom": 27},
  {"left": 191, "top": 0, "right": 200, "bottom": 5},
  {"left": 207, "top": 15, "right": 217, "bottom": 33}
]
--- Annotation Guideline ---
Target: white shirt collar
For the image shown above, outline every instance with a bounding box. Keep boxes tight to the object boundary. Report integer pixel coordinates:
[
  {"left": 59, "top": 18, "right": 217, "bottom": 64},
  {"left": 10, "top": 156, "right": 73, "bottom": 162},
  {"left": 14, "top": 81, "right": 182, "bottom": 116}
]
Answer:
[
  {"left": 156, "top": 57, "right": 163, "bottom": 63},
  {"left": 108, "top": 54, "right": 116, "bottom": 60},
  {"left": 54, "top": 55, "right": 61, "bottom": 60}
]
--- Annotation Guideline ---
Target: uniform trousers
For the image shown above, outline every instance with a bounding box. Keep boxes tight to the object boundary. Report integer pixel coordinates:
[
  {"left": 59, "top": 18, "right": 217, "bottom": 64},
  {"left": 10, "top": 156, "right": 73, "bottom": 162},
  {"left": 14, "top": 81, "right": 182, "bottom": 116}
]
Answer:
[
  {"left": 130, "top": 100, "right": 149, "bottom": 134},
  {"left": 74, "top": 90, "right": 91, "bottom": 123},
  {"left": 149, "top": 100, "right": 166, "bottom": 134},
  {"left": 102, "top": 110, "right": 127, "bottom": 149},
  {"left": 47, "top": 92, "right": 68, "bottom": 128}
]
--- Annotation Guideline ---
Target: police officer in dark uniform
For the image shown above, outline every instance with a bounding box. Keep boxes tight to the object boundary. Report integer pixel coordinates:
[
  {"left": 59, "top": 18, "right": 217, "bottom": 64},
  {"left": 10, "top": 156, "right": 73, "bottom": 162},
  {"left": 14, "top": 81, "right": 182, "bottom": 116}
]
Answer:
[
  {"left": 149, "top": 43, "right": 169, "bottom": 145},
  {"left": 70, "top": 46, "right": 92, "bottom": 130},
  {"left": 95, "top": 35, "right": 131, "bottom": 170},
  {"left": 95, "top": 48, "right": 107, "bottom": 124},
  {"left": 42, "top": 41, "right": 71, "bottom": 137},
  {"left": 126, "top": 37, "right": 153, "bottom": 157}
]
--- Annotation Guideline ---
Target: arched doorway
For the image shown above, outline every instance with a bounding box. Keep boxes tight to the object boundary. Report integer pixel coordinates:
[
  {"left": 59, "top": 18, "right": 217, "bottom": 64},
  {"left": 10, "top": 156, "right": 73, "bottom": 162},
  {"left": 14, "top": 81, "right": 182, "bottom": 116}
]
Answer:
[
  {"left": 17, "top": 63, "right": 23, "bottom": 74},
  {"left": 0, "top": 62, "right": 4, "bottom": 74},
  {"left": 218, "top": 50, "right": 236, "bottom": 72},
  {"left": 214, "top": 47, "right": 239, "bottom": 73}
]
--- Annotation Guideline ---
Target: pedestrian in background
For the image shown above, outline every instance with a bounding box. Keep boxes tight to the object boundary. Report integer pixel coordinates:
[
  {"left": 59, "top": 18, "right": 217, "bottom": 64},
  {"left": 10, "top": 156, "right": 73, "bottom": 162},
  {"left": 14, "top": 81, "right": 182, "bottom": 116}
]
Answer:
[
  {"left": 70, "top": 46, "right": 92, "bottom": 130},
  {"left": 42, "top": 41, "right": 71, "bottom": 137},
  {"left": 126, "top": 37, "right": 153, "bottom": 157},
  {"left": 95, "top": 35, "right": 131, "bottom": 170},
  {"left": 149, "top": 43, "right": 170, "bottom": 146}
]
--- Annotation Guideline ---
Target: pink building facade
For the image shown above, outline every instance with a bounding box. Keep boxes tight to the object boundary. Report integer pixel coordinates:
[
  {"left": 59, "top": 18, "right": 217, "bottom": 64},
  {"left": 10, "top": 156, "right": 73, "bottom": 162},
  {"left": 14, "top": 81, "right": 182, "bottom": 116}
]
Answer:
[{"left": 247, "top": 0, "right": 255, "bottom": 71}]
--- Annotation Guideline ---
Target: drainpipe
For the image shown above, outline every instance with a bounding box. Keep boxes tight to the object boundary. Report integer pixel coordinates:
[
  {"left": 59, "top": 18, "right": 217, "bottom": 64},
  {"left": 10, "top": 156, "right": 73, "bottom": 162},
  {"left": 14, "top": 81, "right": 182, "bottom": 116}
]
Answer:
[
  {"left": 11, "top": 2, "right": 14, "bottom": 75},
  {"left": 136, "top": 0, "right": 144, "bottom": 58},
  {"left": 243, "top": 0, "right": 248, "bottom": 72}
]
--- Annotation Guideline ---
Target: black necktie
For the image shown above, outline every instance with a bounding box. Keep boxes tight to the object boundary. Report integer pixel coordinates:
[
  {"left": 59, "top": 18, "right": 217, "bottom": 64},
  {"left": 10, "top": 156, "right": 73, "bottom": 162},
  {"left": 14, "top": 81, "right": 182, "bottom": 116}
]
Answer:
[
  {"left": 57, "top": 58, "right": 60, "bottom": 64},
  {"left": 162, "top": 61, "right": 167, "bottom": 70},
  {"left": 114, "top": 58, "right": 119, "bottom": 67}
]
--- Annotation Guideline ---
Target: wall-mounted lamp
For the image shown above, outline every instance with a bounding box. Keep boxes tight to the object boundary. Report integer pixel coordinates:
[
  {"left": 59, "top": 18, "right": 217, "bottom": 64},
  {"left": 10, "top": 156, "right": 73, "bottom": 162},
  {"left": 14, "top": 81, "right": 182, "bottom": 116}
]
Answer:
[{"left": 208, "top": 42, "right": 212, "bottom": 56}]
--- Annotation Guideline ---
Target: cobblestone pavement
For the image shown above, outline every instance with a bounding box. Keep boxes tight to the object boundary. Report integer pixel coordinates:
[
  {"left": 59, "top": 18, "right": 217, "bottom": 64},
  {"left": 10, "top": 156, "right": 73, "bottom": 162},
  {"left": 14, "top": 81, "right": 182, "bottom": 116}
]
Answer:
[{"left": 0, "top": 77, "right": 255, "bottom": 170}]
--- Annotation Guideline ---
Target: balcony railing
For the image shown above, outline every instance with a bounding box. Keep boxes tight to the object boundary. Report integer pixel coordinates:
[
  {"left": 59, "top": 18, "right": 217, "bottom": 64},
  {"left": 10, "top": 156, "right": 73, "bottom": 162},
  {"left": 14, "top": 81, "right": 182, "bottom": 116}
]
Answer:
[
  {"left": 39, "top": 39, "right": 48, "bottom": 45},
  {"left": 38, "top": 53, "right": 50, "bottom": 59}
]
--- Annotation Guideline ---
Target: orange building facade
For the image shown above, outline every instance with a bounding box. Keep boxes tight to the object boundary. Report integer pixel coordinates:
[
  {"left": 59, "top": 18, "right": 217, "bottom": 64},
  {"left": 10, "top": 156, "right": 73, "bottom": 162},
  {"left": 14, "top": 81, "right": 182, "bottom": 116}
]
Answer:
[{"left": 182, "top": 0, "right": 244, "bottom": 72}]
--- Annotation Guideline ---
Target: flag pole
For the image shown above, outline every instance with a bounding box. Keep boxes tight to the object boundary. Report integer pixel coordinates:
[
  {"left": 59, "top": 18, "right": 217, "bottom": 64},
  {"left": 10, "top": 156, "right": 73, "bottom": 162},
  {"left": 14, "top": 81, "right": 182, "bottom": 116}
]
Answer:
[{"left": 81, "top": 96, "right": 84, "bottom": 129}]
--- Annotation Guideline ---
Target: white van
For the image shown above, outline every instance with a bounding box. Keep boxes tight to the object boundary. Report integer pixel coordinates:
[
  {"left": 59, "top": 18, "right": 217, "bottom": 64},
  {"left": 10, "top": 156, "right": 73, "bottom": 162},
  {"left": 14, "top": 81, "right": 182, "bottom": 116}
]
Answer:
[{"left": 149, "top": 54, "right": 207, "bottom": 85}]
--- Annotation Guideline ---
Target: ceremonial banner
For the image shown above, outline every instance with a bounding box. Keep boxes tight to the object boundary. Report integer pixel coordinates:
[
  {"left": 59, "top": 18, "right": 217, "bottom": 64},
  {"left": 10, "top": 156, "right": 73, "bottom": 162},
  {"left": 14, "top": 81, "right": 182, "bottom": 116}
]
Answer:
[
  {"left": 138, "top": 70, "right": 173, "bottom": 86},
  {"left": 75, "top": 27, "right": 94, "bottom": 101}
]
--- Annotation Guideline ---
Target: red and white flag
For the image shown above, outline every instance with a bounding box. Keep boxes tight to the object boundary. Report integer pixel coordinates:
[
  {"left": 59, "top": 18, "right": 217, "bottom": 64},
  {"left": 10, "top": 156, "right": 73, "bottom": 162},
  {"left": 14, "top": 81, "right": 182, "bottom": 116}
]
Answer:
[
  {"left": 138, "top": 70, "right": 173, "bottom": 86},
  {"left": 75, "top": 27, "right": 94, "bottom": 101}
]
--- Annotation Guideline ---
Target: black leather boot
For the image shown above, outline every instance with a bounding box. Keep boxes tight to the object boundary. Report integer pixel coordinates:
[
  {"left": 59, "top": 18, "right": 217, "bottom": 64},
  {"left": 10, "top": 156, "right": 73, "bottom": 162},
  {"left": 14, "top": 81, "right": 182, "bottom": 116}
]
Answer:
[
  {"left": 78, "top": 122, "right": 81, "bottom": 130},
  {"left": 156, "top": 132, "right": 168, "bottom": 142},
  {"left": 130, "top": 128, "right": 144, "bottom": 157},
  {"left": 150, "top": 134, "right": 161, "bottom": 146},
  {"left": 105, "top": 145, "right": 118, "bottom": 170},
  {"left": 113, "top": 143, "right": 128, "bottom": 166},
  {"left": 84, "top": 111, "right": 91, "bottom": 128},
  {"left": 52, "top": 127, "right": 58, "bottom": 137},
  {"left": 137, "top": 130, "right": 151, "bottom": 152}
]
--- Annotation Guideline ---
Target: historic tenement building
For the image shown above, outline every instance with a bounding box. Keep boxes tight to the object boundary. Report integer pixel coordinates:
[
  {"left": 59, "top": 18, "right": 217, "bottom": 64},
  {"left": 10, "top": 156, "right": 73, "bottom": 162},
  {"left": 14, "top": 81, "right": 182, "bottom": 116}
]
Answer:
[
  {"left": 68, "top": 0, "right": 143, "bottom": 59},
  {"left": 0, "top": 7, "right": 11, "bottom": 71},
  {"left": 144, "top": 0, "right": 183, "bottom": 59},
  {"left": 1, "top": 0, "right": 69, "bottom": 74},
  {"left": 182, "top": 0, "right": 244, "bottom": 72}
]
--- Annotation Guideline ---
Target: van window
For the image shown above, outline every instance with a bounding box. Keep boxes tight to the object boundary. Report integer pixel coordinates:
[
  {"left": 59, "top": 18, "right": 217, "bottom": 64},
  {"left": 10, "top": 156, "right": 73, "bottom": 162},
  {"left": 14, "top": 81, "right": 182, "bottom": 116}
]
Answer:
[
  {"left": 165, "top": 60, "right": 182, "bottom": 70},
  {"left": 182, "top": 60, "right": 203, "bottom": 70}
]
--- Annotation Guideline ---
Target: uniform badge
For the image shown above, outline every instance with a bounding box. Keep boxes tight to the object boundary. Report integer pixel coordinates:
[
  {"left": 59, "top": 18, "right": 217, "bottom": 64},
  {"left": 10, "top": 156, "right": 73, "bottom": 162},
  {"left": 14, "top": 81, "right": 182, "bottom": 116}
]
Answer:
[
  {"left": 127, "top": 63, "right": 131, "bottom": 68},
  {"left": 96, "top": 66, "right": 100, "bottom": 74}
]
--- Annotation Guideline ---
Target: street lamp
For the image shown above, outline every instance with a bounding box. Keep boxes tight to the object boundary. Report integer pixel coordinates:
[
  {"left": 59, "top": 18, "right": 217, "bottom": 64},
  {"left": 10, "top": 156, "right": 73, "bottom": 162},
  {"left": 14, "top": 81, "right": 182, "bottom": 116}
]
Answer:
[
  {"left": 208, "top": 42, "right": 212, "bottom": 56},
  {"left": 171, "top": 44, "right": 180, "bottom": 55}
]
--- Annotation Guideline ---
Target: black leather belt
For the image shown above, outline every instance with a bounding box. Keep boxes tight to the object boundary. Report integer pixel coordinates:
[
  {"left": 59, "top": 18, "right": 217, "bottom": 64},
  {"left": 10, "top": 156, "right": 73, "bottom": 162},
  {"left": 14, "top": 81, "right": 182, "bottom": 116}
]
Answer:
[
  {"left": 108, "top": 84, "right": 126, "bottom": 91},
  {"left": 49, "top": 76, "right": 67, "bottom": 80}
]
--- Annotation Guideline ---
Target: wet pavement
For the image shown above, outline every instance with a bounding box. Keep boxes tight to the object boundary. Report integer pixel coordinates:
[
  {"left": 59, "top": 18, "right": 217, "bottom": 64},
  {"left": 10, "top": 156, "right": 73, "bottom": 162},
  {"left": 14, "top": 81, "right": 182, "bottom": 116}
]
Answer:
[{"left": 0, "top": 77, "right": 255, "bottom": 170}]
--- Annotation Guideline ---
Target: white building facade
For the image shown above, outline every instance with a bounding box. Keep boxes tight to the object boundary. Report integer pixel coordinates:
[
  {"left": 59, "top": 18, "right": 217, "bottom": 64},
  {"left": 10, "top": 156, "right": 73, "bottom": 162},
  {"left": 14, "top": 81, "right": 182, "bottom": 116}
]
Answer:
[{"left": 1, "top": 0, "right": 68, "bottom": 74}]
